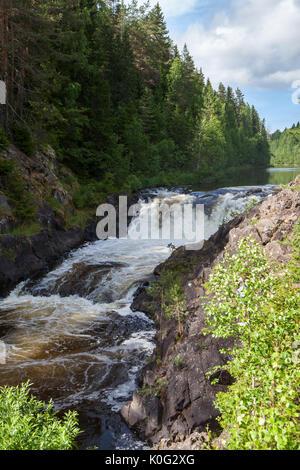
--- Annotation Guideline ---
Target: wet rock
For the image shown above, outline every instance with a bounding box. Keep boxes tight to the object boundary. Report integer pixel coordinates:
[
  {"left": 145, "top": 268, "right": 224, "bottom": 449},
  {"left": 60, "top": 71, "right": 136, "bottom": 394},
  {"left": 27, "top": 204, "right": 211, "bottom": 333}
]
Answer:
[
  {"left": 0, "top": 228, "right": 85, "bottom": 297},
  {"left": 246, "top": 188, "right": 263, "bottom": 195},
  {"left": 31, "top": 261, "right": 129, "bottom": 299},
  {"left": 0, "top": 145, "right": 141, "bottom": 296},
  {"left": 84, "top": 218, "right": 98, "bottom": 242},
  {"left": 131, "top": 286, "right": 156, "bottom": 316},
  {"left": 121, "top": 176, "right": 300, "bottom": 447}
]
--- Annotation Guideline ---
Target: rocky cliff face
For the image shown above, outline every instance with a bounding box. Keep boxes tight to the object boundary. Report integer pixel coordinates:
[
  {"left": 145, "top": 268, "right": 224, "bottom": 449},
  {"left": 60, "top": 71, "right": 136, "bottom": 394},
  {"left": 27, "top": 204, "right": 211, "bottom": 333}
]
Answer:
[
  {"left": 0, "top": 144, "right": 90, "bottom": 297},
  {"left": 0, "top": 228, "right": 87, "bottom": 297},
  {"left": 0, "top": 144, "right": 140, "bottom": 297},
  {"left": 121, "top": 177, "right": 300, "bottom": 449}
]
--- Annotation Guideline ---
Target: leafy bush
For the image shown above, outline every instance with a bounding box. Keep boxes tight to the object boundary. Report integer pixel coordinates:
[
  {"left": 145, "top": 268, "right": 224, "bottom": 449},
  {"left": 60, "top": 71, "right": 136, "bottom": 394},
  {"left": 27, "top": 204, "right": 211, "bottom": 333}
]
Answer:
[
  {"left": 203, "top": 238, "right": 278, "bottom": 340},
  {"left": 203, "top": 236, "right": 299, "bottom": 450},
  {"left": 0, "top": 382, "right": 81, "bottom": 450}
]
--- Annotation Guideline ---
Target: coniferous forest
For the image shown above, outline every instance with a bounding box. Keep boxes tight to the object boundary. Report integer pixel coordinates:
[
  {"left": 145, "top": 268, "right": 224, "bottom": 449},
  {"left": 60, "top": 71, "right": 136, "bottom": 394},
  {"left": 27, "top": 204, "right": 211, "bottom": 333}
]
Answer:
[
  {"left": 0, "top": 0, "right": 271, "bottom": 194},
  {"left": 0, "top": 1, "right": 299, "bottom": 454},
  {"left": 270, "top": 123, "right": 300, "bottom": 167}
]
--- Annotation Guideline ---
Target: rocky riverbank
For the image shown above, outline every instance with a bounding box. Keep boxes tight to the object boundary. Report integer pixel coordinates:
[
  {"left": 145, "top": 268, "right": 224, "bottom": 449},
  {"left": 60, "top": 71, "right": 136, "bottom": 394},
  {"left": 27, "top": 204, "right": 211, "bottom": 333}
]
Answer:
[
  {"left": 0, "top": 144, "right": 138, "bottom": 297},
  {"left": 121, "top": 176, "right": 300, "bottom": 449}
]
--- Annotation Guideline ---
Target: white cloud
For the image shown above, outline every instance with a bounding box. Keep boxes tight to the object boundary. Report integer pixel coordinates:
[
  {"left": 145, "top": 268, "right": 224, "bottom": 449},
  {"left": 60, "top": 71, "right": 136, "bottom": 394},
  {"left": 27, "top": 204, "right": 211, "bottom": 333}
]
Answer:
[
  {"left": 126, "top": 0, "right": 197, "bottom": 17},
  {"left": 174, "top": 0, "right": 300, "bottom": 89}
]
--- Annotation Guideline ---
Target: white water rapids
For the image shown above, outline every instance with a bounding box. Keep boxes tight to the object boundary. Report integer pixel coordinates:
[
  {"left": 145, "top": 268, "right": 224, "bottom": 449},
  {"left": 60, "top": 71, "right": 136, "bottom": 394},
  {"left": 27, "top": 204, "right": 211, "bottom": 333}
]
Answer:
[{"left": 0, "top": 184, "right": 276, "bottom": 449}]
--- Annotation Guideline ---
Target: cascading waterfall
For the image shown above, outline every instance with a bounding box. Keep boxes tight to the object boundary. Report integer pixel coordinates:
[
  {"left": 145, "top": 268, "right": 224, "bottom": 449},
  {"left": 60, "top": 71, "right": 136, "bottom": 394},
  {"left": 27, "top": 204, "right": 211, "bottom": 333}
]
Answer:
[{"left": 0, "top": 183, "right": 276, "bottom": 449}]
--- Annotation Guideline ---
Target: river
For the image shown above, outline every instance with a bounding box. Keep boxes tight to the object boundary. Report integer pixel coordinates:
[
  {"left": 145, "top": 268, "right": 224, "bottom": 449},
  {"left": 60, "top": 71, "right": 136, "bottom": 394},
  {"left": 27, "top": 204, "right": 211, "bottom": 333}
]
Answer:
[{"left": 0, "top": 167, "right": 299, "bottom": 449}]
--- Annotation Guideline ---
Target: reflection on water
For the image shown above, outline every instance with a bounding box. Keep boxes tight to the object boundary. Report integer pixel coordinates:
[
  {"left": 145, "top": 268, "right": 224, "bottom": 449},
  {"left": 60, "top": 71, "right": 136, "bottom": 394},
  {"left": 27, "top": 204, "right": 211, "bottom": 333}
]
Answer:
[
  {"left": 266, "top": 168, "right": 300, "bottom": 185},
  {"left": 193, "top": 167, "right": 300, "bottom": 191}
]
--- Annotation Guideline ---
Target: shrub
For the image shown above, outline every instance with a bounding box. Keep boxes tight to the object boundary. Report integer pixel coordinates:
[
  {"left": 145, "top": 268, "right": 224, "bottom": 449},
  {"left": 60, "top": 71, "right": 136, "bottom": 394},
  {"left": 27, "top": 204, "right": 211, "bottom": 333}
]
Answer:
[
  {"left": 203, "top": 236, "right": 299, "bottom": 450},
  {"left": 0, "top": 157, "right": 35, "bottom": 221},
  {"left": 163, "top": 282, "right": 189, "bottom": 336},
  {"left": 0, "top": 382, "right": 81, "bottom": 450},
  {"left": 148, "top": 269, "right": 188, "bottom": 337},
  {"left": 12, "top": 124, "right": 35, "bottom": 157}
]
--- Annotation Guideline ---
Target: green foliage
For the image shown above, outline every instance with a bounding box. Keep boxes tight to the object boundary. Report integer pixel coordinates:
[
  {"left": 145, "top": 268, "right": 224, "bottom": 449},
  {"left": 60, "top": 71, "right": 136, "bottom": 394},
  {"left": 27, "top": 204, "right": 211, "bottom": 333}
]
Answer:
[
  {"left": 203, "top": 237, "right": 278, "bottom": 340},
  {"left": 0, "top": 382, "right": 81, "bottom": 450},
  {"left": 72, "top": 183, "right": 101, "bottom": 210},
  {"left": 46, "top": 196, "right": 62, "bottom": 215},
  {"left": 65, "top": 210, "right": 92, "bottom": 230},
  {"left": 288, "top": 220, "right": 300, "bottom": 283},
  {"left": 121, "top": 174, "right": 142, "bottom": 194},
  {"left": 245, "top": 197, "right": 259, "bottom": 211},
  {"left": 203, "top": 235, "right": 300, "bottom": 450},
  {"left": 7, "top": 221, "right": 42, "bottom": 236},
  {"left": 2, "top": 1, "right": 270, "bottom": 190},
  {"left": 155, "top": 378, "right": 169, "bottom": 399},
  {"left": 0, "top": 157, "right": 36, "bottom": 221},
  {"left": 0, "top": 126, "right": 9, "bottom": 152},
  {"left": 163, "top": 282, "right": 189, "bottom": 336},
  {"left": 0, "top": 157, "right": 15, "bottom": 175},
  {"left": 148, "top": 269, "right": 188, "bottom": 336},
  {"left": 12, "top": 125, "right": 35, "bottom": 157},
  {"left": 173, "top": 354, "right": 184, "bottom": 368},
  {"left": 198, "top": 115, "right": 226, "bottom": 170},
  {"left": 270, "top": 125, "right": 300, "bottom": 167},
  {"left": 138, "top": 377, "right": 169, "bottom": 399}
]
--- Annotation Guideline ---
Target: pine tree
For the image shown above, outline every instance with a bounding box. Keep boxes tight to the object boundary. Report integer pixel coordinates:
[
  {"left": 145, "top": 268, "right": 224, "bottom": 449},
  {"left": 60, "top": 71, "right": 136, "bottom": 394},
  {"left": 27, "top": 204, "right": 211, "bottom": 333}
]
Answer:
[{"left": 218, "top": 83, "right": 226, "bottom": 103}]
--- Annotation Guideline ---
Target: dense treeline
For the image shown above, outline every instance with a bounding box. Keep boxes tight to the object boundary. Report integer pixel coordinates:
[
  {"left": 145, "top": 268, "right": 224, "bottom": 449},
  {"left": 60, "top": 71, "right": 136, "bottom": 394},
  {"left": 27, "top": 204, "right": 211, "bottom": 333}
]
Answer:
[
  {"left": 0, "top": 0, "right": 270, "bottom": 192},
  {"left": 270, "top": 123, "right": 300, "bottom": 167}
]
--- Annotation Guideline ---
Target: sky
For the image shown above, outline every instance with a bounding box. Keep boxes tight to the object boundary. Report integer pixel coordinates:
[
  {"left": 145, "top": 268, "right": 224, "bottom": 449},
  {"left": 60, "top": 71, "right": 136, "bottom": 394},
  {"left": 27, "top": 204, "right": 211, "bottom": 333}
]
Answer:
[{"left": 130, "top": 0, "right": 300, "bottom": 133}]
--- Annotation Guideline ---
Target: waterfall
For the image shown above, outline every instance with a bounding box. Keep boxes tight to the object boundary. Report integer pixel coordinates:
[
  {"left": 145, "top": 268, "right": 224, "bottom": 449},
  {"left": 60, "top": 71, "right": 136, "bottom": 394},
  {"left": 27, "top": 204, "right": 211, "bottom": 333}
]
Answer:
[{"left": 0, "top": 183, "right": 275, "bottom": 449}]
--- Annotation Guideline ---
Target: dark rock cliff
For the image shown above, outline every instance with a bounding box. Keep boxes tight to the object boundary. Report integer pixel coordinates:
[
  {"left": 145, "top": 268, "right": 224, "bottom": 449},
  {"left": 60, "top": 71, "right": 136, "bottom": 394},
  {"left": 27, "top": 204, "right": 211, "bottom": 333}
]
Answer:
[
  {"left": 0, "top": 144, "right": 139, "bottom": 297},
  {"left": 121, "top": 176, "right": 300, "bottom": 449},
  {"left": 0, "top": 228, "right": 86, "bottom": 297}
]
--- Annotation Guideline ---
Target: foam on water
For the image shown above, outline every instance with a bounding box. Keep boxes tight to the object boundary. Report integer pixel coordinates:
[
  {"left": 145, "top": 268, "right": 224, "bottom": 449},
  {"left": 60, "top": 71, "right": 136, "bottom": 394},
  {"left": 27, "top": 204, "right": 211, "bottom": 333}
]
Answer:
[{"left": 0, "top": 184, "right": 276, "bottom": 449}]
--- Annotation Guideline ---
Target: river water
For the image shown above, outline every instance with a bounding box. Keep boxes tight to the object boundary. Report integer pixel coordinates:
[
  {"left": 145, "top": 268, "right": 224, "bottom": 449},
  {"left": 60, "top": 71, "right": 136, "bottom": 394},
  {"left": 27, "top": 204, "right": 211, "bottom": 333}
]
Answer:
[{"left": 0, "top": 167, "right": 299, "bottom": 449}]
